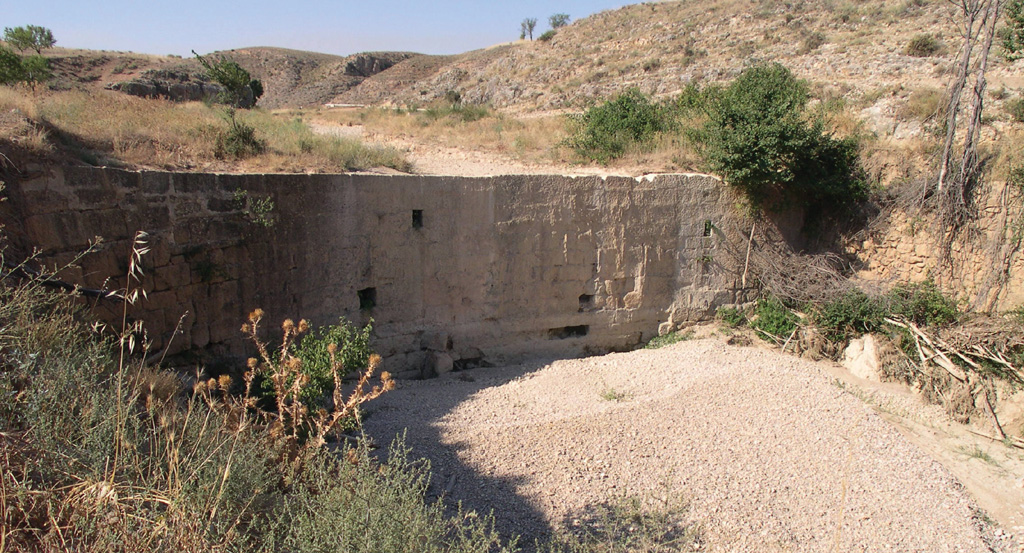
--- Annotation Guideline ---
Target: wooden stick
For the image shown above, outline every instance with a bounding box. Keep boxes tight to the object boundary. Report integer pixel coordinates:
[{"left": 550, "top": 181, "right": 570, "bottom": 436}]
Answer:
[{"left": 742, "top": 222, "right": 755, "bottom": 288}]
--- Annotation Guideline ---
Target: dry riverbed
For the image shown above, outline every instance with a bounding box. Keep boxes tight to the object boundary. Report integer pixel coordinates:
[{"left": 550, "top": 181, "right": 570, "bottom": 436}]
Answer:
[{"left": 363, "top": 335, "right": 1023, "bottom": 552}]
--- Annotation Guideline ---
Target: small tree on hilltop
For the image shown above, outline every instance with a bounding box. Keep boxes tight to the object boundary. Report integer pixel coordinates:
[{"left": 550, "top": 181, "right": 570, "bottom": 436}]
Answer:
[
  {"left": 193, "top": 50, "right": 264, "bottom": 109},
  {"left": 549, "top": 13, "right": 571, "bottom": 29},
  {"left": 3, "top": 25, "right": 56, "bottom": 54},
  {"left": 521, "top": 18, "right": 538, "bottom": 40}
]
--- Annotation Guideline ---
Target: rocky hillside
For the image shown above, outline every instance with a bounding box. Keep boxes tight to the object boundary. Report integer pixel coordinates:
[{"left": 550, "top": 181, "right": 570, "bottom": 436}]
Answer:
[
  {"left": 43, "top": 47, "right": 419, "bottom": 109},
  {"left": 37, "top": 0, "right": 1024, "bottom": 119},
  {"left": 333, "top": 0, "right": 1022, "bottom": 112}
]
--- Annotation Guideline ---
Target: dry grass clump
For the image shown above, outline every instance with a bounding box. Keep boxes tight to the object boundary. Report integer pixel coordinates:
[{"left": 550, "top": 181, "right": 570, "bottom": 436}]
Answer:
[
  {"left": 311, "top": 106, "right": 573, "bottom": 166},
  {"left": 0, "top": 86, "right": 411, "bottom": 173}
]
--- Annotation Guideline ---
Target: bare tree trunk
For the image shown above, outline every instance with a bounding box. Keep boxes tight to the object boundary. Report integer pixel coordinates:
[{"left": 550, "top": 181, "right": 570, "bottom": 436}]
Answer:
[
  {"left": 938, "top": 0, "right": 984, "bottom": 194},
  {"left": 957, "top": 0, "right": 1002, "bottom": 193}
]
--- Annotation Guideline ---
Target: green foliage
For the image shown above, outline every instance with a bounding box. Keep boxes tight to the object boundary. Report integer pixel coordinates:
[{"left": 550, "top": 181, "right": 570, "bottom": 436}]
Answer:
[
  {"left": 887, "top": 280, "right": 959, "bottom": 327},
  {"left": 521, "top": 17, "right": 538, "bottom": 40},
  {"left": 539, "top": 30, "right": 557, "bottom": 42},
  {"left": 233, "top": 188, "right": 276, "bottom": 227},
  {"left": 292, "top": 318, "right": 373, "bottom": 405},
  {"left": 216, "top": 109, "right": 266, "bottom": 159},
  {"left": 549, "top": 13, "right": 571, "bottom": 28},
  {"left": 0, "top": 255, "right": 513, "bottom": 552},
  {"left": 193, "top": 50, "right": 263, "bottom": 108},
  {"left": 19, "top": 54, "right": 51, "bottom": 88},
  {"left": 0, "top": 45, "right": 26, "bottom": 85},
  {"left": 1003, "top": 0, "right": 1024, "bottom": 60},
  {"left": 814, "top": 281, "right": 958, "bottom": 345},
  {"left": 751, "top": 295, "right": 799, "bottom": 338},
  {"left": 645, "top": 330, "right": 695, "bottom": 349},
  {"left": 693, "top": 63, "right": 867, "bottom": 209},
  {"left": 814, "top": 289, "right": 887, "bottom": 342},
  {"left": 566, "top": 88, "right": 669, "bottom": 163},
  {"left": 905, "top": 33, "right": 943, "bottom": 57},
  {"left": 3, "top": 25, "right": 55, "bottom": 54},
  {"left": 0, "top": 43, "right": 51, "bottom": 89},
  {"left": 717, "top": 306, "right": 747, "bottom": 327}
]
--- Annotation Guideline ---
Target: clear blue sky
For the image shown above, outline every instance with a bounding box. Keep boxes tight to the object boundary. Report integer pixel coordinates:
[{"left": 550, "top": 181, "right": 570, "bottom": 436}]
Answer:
[{"left": 3, "top": 1, "right": 635, "bottom": 57}]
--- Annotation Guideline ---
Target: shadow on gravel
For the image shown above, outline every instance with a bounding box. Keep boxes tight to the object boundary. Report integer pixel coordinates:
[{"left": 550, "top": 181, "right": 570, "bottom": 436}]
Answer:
[{"left": 360, "top": 359, "right": 559, "bottom": 548}]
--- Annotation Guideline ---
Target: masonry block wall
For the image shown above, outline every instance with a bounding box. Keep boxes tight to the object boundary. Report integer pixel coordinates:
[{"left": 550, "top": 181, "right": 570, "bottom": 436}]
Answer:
[{"left": 4, "top": 167, "right": 755, "bottom": 375}]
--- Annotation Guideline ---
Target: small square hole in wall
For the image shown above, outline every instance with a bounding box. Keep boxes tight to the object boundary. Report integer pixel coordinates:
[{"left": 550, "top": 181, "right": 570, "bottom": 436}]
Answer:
[
  {"left": 412, "top": 210, "right": 423, "bottom": 229},
  {"left": 578, "top": 294, "right": 595, "bottom": 312},
  {"left": 358, "top": 287, "right": 377, "bottom": 310},
  {"left": 703, "top": 220, "right": 713, "bottom": 237}
]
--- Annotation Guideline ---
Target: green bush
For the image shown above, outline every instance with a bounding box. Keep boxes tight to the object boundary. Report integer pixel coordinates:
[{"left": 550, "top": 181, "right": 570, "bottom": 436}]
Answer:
[
  {"left": 0, "top": 45, "right": 26, "bottom": 85},
  {"left": 717, "top": 306, "right": 747, "bottom": 327},
  {"left": 292, "top": 317, "right": 373, "bottom": 404},
  {"left": 887, "top": 280, "right": 959, "bottom": 327},
  {"left": 814, "top": 281, "right": 958, "bottom": 345},
  {"left": 566, "top": 88, "right": 669, "bottom": 163},
  {"left": 905, "top": 33, "right": 944, "bottom": 57},
  {"left": 694, "top": 63, "right": 867, "bottom": 209},
  {"left": 216, "top": 109, "right": 266, "bottom": 159},
  {"left": 538, "top": 30, "right": 557, "bottom": 42},
  {"left": 814, "top": 289, "right": 886, "bottom": 342},
  {"left": 751, "top": 295, "right": 799, "bottom": 338}
]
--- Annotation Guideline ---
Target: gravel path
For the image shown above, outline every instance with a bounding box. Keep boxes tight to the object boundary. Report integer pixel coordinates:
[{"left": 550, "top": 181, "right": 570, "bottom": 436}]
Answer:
[{"left": 363, "top": 338, "right": 1005, "bottom": 552}]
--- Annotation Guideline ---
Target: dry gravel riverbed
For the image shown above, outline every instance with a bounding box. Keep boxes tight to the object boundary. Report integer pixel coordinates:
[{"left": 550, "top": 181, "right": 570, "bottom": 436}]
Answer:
[{"left": 362, "top": 337, "right": 1017, "bottom": 552}]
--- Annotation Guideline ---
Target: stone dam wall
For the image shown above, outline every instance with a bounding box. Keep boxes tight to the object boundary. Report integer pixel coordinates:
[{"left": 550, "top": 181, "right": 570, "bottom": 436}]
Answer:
[{"left": 3, "top": 167, "right": 756, "bottom": 376}]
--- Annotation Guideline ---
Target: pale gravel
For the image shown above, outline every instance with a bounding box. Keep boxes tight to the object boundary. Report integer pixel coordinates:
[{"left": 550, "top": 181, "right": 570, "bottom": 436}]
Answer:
[{"left": 362, "top": 338, "right": 1004, "bottom": 552}]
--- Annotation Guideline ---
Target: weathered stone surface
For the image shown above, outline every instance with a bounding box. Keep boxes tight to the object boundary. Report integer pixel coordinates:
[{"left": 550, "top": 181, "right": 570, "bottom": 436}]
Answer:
[{"left": 4, "top": 167, "right": 763, "bottom": 371}]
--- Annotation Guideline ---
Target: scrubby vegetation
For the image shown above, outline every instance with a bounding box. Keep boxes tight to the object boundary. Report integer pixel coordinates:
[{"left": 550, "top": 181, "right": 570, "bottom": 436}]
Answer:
[
  {"left": 0, "top": 87, "right": 411, "bottom": 172},
  {"left": 564, "top": 64, "right": 867, "bottom": 211},
  {"left": 565, "top": 88, "right": 670, "bottom": 164},
  {"left": 0, "top": 243, "right": 514, "bottom": 552}
]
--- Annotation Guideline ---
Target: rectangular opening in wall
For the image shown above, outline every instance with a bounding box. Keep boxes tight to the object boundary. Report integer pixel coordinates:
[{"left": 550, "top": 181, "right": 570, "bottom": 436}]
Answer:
[
  {"left": 412, "top": 210, "right": 423, "bottom": 229},
  {"left": 358, "top": 287, "right": 377, "bottom": 310},
  {"left": 548, "top": 325, "right": 589, "bottom": 340},
  {"left": 578, "top": 294, "right": 595, "bottom": 312},
  {"left": 703, "top": 220, "right": 713, "bottom": 237}
]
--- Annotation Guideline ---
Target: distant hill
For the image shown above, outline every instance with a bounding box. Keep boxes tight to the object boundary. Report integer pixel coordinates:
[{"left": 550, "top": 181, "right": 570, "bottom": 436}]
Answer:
[
  {"left": 39, "top": 0, "right": 1024, "bottom": 113},
  {"left": 44, "top": 46, "right": 419, "bottom": 109}
]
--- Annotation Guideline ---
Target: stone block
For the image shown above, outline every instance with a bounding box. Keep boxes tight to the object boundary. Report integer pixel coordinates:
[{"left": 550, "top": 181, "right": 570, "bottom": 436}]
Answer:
[
  {"left": 842, "top": 335, "right": 881, "bottom": 381},
  {"left": 430, "top": 351, "right": 454, "bottom": 375}
]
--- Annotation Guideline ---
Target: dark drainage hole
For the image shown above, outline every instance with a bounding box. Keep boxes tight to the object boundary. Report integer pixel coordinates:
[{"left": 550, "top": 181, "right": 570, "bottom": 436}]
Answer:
[
  {"left": 578, "top": 294, "right": 595, "bottom": 312},
  {"left": 358, "top": 287, "right": 377, "bottom": 310},
  {"left": 703, "top": 220, "right": 713, "bottom": 237},
  {"left": 412, "top": 209, "right": 423, "bottom": 229},
  {"left": 549, "top": 325, "right": 589, "bottom": 340}
]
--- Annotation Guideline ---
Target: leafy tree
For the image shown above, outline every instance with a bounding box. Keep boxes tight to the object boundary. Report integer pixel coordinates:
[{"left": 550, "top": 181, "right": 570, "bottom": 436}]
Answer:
[
  {"left": 549, "top": 13, "right": 571, "bottom": 29},
  {"left": 521, "top": 18, "right": 538, "bottom": 40},
  {"left": 192, "top": 50, "right": 263, "bottom": 108},
  {"left": 3, "top": 25, "right": 55, "bottom": 54},
  {"left": 0, "top": 45, "right": 25, "bottom": 85},
  {"left": 695, "top": 63, "right": 865, "bottom": 209}
]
